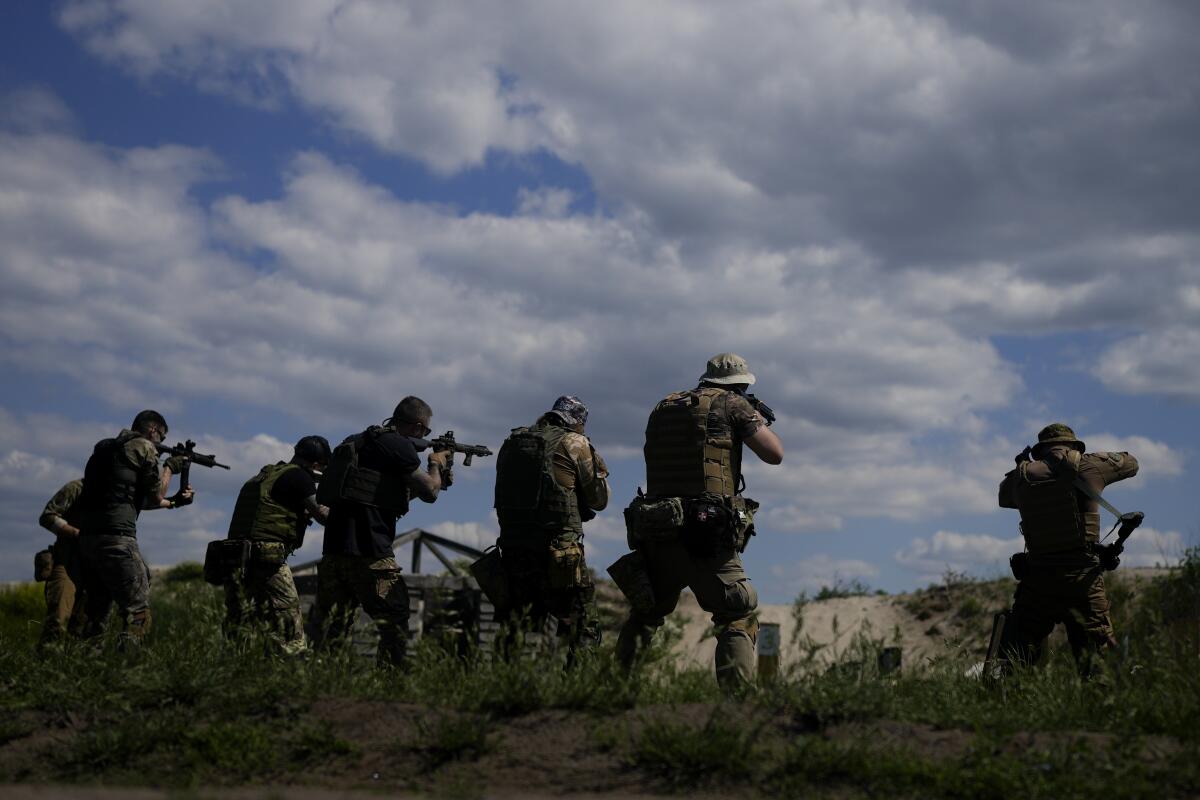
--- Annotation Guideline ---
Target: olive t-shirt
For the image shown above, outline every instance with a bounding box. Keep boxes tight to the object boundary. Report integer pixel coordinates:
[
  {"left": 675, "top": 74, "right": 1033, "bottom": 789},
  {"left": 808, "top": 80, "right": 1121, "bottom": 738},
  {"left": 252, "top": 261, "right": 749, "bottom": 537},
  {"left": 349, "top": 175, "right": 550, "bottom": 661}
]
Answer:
[{"left": 322, "top": 431, "right": 422, "bottom": 558}]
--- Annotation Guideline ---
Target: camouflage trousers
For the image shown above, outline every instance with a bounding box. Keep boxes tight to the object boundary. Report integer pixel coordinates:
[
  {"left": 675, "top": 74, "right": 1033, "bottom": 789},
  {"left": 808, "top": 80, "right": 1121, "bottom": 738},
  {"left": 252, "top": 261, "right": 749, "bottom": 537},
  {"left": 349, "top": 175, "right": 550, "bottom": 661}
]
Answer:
[
  {"left": 40, "top": 538, "right": 87, "bottom": 646},
  {"left": 79, "top": 535, "right": 152, "bottom": 646},
  {"left": 496, "top": 538, "right": 601, "bottom": 658},
  {"left": 307, "top": 554, "right": 410, "bottom": 666},
  {"left": 224, "top": 562, "right": 305, "bottom": 657},
  {"left": 616, "top": 538, "right": 759, "bottom": 694},
  {"left": 1002, "top": 564, "right": 1116, "bottom": 676}
]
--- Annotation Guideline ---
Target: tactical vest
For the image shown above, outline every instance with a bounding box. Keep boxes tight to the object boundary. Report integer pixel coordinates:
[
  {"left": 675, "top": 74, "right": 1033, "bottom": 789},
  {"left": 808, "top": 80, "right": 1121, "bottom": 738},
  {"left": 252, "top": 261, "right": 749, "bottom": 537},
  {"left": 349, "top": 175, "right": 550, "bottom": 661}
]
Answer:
[
  {"left": 316, "top": 427, "right": 411, "bottom": 515},
  {"left": 644, "top": 387, "right": 740, "bottom": 499},
  {"left": 1015, "top": 461, "right": 1096, "bottom": 554},
  {"left": 494, "top": 423, "right": 583, "bottom": 540},
  {"left": 79, "top": 431, "right": 149, "bottom": 536},
  {"left": 227, "top": 462, "right": 305, "bottom": 547}
]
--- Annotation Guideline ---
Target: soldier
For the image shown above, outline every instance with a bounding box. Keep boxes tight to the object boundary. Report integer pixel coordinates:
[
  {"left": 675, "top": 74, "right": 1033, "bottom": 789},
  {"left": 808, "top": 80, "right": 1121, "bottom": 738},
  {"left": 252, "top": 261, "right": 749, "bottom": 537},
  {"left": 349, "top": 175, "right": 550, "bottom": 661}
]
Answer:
[
  {"left": 36, "top": 478, "right": 87, "bottom": 646},
  {"left": 224, "top": 435, "right": 331, "bottom": 656},
  {"left": 997, "top": 423, "right": 1139, "bottom": 675},
  {"left": 308, "top": 396, "right": 451, "bottom": 666},
  {"left": 492, "top": 395, "right": 610, "bottom": 657},
  {"left": 77, "top": 410, "right": 194, "bottom": 646},
  {"left": 614, "top": 353, "right": 783, "bottom": 693}
]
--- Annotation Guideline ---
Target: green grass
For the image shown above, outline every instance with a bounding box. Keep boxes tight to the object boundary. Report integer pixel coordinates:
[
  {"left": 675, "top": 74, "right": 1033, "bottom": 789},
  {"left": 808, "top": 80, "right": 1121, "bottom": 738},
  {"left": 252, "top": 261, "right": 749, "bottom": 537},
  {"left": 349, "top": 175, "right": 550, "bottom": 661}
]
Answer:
[
  {"left": 0, "top": 582, "right": 43, "bottom": 646},
  {"left": 0, "top": 554, "right": 1197, "bottom": 796}
]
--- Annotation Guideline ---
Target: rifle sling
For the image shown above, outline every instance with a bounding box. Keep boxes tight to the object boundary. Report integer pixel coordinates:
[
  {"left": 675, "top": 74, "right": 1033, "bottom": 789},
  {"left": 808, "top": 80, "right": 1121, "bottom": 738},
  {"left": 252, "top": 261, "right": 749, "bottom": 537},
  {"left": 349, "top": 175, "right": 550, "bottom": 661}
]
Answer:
[{"left": 1044, "top": 456, "right": 1123, "bottom": 519}]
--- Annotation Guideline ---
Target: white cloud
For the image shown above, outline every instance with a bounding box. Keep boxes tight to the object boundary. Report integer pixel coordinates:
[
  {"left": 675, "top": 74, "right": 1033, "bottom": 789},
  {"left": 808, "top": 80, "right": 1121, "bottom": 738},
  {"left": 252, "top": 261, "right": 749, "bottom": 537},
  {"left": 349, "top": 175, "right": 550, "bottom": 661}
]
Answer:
[
  {"left": 894, "top": 530, "right": 1023, "bottom": 576},
  {"left": 770, "top": 553, "right": 881, "bottom": 594},
  {"left": 1096, "top": 328, "right": 1200, "bottom": 402},
  {"left": 1116, "top": 526, "right": 1189, "bottom": 569}
]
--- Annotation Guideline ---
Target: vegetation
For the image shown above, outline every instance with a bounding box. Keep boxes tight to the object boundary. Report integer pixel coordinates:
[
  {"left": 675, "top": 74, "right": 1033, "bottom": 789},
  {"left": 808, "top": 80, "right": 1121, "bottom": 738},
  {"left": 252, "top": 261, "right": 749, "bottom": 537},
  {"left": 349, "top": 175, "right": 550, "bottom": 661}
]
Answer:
[{"left": 1, "top": 555, "right": 1197, "bottom": 797}]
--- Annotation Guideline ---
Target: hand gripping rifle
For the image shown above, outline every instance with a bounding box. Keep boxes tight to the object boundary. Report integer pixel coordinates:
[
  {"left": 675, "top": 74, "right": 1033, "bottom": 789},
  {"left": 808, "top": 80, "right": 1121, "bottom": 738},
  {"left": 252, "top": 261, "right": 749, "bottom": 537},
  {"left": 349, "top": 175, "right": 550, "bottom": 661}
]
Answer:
[
  {"left": 412, "top": 430, "right": 493, "bottom": 489},
  {"left": 155, "top": 439, "right": 231, "bottom": 488},
  {"left": 730, "top": 388, "right": 776, "bottom": 426}
]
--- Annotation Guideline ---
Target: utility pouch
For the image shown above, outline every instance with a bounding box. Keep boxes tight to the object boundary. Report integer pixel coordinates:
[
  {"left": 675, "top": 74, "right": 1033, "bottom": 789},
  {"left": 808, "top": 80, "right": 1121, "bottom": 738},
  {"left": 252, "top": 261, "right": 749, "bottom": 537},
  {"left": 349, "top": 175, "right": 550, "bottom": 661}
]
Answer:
[
  {"left": 1009, "top": 552, "right": 1028, "bottom": 581},
  {"left": 469, "top": 546, "right": 510, "bottom": 609},
  {"left": 34, "top": 548, "right": 54, "bottom": 582},
  {"left": 547, "top": 539, "right": 584, "bottom": 590},
  {"left": 203, "top": 539, "right": 251, "bottom": 585},
  {"left": 606, "top": 551, "right": 656, "bottom": 613},
  {"left": 682, "top": 493, "right": 734, "bottom": 556},
  {"left": 623, "top": 496, "right": 685, "bottom": 547},
  {"left": 251, "top": 541, "right": 288, "bottom": 566},
  {"left": 732, "top": 496, "right": 760, "bottom": 552}
]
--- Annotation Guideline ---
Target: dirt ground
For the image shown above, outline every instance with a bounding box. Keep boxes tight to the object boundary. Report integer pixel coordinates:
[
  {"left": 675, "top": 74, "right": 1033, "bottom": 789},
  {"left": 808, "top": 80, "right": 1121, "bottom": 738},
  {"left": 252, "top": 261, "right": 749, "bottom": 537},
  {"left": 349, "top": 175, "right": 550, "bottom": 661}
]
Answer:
[{"left": 663, "top": 566, "right": 1171, "bottom": 676}]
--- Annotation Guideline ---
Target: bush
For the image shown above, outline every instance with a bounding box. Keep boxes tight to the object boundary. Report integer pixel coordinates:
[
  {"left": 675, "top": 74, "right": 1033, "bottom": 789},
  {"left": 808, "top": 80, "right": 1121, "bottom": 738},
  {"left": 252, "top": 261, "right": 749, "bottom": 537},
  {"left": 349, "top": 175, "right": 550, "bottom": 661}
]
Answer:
[{"left": 162, "top": 561, "right": 205, "bottom": 583}]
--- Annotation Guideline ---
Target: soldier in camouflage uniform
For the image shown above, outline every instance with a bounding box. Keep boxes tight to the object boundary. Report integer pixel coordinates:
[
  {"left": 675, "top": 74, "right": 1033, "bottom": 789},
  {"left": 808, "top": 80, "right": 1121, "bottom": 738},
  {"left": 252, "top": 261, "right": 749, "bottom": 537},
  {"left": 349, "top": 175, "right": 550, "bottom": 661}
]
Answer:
[
  {"left": 77, "top": 410, "right": 194, "bottom": 646},
  {"left": 308, "top": 397, "right": 452, "bottom": 666},
  {"left": 998, "top": 423, "right": 1139, "bottom": 675},
  {"left": 37, "top": 478, "right": 87, "bottom": 646},
  {"left": 493, "top": 395, "right": 610, "bottom": 656},
  {"left": 614, "top": 354, "right": 783, "bottom": 693},
  {"left": 224, "top": 436, "right": 331, "bottom": 656}
]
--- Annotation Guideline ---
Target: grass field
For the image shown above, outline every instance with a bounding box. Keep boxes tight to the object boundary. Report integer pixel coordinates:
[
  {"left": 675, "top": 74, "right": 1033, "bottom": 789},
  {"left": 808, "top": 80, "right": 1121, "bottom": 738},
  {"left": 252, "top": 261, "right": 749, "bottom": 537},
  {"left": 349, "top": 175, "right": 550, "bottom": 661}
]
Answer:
[{"left": 1, "top": 553, "right": 1197, "bottom": 798}]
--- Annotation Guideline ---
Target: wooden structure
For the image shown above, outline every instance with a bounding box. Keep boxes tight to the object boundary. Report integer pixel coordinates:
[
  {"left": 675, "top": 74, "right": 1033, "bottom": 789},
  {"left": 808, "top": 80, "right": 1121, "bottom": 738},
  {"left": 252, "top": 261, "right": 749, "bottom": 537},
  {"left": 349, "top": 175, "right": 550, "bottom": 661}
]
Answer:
[{"left": 291, "top": 528, "right": 499, "bottom": 654}]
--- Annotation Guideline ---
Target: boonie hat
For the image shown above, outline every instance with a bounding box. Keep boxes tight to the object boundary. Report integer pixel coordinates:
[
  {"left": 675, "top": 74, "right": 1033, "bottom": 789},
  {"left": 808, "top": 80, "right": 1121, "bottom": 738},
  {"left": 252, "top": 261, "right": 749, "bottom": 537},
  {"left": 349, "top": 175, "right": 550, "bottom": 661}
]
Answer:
[
  {"left": 1031, "top": 423, "right": 1085, "bottom": 457},
  {"left": 699, "top": 352, "right": 756, "bottom": 386},
  {"left": 549, "top": 395, "right": 588, "bottom": 427}
]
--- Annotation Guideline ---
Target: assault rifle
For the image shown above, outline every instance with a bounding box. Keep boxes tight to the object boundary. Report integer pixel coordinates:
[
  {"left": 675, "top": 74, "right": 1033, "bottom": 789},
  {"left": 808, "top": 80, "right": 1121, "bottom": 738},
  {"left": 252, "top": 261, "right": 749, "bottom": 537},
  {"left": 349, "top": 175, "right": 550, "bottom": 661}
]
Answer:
[
  {"left": 731, "top": 389, "right": 776, "bottom": 426},
  {"left": 412, "top": 431, "right": 493, "bottom": 488},
  {"left": 155, "top": 439, "right": 230, "bottom": 488}
]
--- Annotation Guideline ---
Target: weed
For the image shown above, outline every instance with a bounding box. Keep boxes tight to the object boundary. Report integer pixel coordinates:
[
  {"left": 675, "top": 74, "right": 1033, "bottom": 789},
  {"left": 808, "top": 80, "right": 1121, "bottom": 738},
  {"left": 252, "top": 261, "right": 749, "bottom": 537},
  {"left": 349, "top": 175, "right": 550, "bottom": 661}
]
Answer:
[
  {"left": 412, "top": 713, "right": 495, "bottom": 771},
  {"left": 629, "top": 707, "right": 759, "bottom": 787}
]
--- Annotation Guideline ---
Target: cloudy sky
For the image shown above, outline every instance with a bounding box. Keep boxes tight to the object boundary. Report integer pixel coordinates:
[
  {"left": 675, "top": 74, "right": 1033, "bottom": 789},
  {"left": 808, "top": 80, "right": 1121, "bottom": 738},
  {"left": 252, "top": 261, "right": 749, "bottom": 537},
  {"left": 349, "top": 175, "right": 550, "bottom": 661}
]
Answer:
[{"left": 2, "top": 0, "right": 1197, "bottom": 600}]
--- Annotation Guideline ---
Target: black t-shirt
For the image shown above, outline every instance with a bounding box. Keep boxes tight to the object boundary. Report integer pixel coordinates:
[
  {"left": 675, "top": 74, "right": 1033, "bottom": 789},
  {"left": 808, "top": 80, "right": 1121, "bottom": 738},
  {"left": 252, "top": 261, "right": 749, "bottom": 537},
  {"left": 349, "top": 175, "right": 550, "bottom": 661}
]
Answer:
[
  {"left": 322, "top": 430, "right": 422, "bottom": 558},
  {"left": 269, "top": 466, "right": 317, "bottom": 513}
]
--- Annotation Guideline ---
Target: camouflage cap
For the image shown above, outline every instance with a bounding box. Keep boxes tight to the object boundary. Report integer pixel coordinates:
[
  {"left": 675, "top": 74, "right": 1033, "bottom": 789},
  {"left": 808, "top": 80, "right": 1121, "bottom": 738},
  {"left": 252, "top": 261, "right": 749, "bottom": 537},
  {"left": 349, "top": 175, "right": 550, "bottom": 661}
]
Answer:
[
  {"left": 699, "top": 352, "right": 756, "bottom": 386},
  {"left": 1032, "top": 423, "right": 1086, "bottom": 456},
  {"left": 548, "top": 395, "right": 588, "bottom": 427}
]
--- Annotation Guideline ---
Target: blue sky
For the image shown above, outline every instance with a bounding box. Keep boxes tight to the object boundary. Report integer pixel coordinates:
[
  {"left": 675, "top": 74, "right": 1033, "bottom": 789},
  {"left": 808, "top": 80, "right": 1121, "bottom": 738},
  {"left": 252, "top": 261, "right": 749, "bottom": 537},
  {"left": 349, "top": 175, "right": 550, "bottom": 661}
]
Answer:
[{"left": 2, "top": 0, "right": 1198, "bottom": 602}]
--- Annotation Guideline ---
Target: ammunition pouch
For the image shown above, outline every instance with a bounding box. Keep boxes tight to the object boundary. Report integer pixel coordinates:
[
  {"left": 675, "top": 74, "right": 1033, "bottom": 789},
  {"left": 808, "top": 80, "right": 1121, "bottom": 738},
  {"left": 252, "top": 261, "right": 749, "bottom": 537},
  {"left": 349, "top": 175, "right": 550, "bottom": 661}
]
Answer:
[
  {"left": 469, "top": 546, "right": 510, "bottom": 609},
  {"left": 34, "top": 548, "right": 54, "bottom": 582},
  {"left": 606, "top": 550, "right": 656, "bottom": 613},
  {"left": 250, "top": 541, "right": 288, "bottom": 566},
  {"left": 1009, "top": 552, "right": 1028, "bottom": 581},
  {"left": 623, "top": 496, "right": 685, "bottom": 547},
  {"left": 546, "top": 539, "right": 584, "bottom": 590},
  {"left": 203, "top": 539, "right": 251, "bottom": 586}
]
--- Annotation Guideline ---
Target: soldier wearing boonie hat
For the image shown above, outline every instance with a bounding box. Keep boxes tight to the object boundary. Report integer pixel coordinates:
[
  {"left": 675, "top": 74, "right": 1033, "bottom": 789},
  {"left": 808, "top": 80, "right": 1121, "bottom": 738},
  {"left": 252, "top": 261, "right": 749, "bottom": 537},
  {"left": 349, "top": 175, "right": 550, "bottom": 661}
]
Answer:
[
  {"left": 613, "top": 353, "right": 783, "bottom": 694},
  {"left": 996, "top": 422, "right": 1140, "bottom": 677},
  {"left": 491, "top": 395, "right": 610, "bottom": 657}
]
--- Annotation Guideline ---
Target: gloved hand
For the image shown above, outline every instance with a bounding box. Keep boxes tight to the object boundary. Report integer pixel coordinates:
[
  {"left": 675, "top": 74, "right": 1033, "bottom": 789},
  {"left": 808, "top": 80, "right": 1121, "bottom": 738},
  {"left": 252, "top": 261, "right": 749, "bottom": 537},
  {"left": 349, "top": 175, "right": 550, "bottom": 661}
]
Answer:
[
  {"left": 1099, "top": 544, "right": 1121, "bottom": 572},
  {"left": 164, "top": 455, "right": 188, "bottom": 474},
  {"left": 169, "top": 486, "right": 195, "bottom": 508}
]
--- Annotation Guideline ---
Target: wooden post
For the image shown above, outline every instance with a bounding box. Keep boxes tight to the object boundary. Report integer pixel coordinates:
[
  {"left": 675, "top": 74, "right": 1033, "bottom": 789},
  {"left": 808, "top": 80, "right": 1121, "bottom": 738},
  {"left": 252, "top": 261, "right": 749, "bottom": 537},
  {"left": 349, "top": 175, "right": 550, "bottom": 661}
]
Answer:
[{"left": 757, "top": 621, "right": 781, "bottom": 683}]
